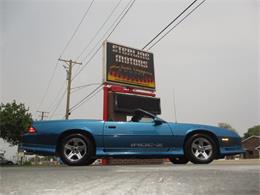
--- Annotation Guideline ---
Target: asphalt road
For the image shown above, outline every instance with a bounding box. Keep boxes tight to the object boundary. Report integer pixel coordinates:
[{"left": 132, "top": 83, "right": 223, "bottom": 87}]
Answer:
[{"left": 0, "top": 160, "right": 259, "bottom": 195}]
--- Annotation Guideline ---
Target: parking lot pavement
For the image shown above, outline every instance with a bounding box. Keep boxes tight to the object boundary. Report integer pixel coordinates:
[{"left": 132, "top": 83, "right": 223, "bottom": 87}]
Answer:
[{"left": 0, "top": 160, "right": 259, "bottom": 195}]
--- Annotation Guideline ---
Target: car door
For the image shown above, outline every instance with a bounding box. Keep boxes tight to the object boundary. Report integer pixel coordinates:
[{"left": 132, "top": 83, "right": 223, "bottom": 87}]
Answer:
[{"left": 103, "top": 120, "right": 173, "bottom": 153}]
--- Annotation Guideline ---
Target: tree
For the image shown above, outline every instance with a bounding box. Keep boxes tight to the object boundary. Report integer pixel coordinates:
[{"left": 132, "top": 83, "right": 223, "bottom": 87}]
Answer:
[
  {"left": 244, "top": 125, "right": 260, "bottom": 138},
  {"left": 218, "top": 122, "right": 236, "bottom": 132},
  {"left": 0, "top": 101, "right": 32, "bottom": 146}
]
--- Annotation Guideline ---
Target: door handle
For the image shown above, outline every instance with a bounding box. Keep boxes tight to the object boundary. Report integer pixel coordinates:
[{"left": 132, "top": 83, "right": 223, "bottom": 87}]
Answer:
[{"left": 108, "top": 125, "right": 116, "bottom": 129}]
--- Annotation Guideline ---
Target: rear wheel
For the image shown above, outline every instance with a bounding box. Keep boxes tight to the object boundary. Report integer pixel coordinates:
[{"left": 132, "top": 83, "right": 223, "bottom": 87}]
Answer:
[
  {"left": 59, "top": 134, "right": 95, "bottom": 166},
  {"left": 185, "top": 133, "right": 217, "bottom": 164},
  {"left": 169, "top": 157, "right": 189, "bottom": 164},
  {"left": 7, "top": 161, "right": 14, "bottom": 165}
]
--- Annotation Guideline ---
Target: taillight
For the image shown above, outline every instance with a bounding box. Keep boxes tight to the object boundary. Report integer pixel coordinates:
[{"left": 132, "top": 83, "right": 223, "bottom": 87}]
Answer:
[{"left": 28, "top": 127, "right": 37, "bottom": 134}]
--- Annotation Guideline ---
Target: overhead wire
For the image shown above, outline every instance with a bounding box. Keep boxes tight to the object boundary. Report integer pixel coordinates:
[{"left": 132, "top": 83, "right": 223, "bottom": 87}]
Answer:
[
  {"left": 49, "top": 89, "right": 67, "bottom": 119},
  {"left": 142, "top": 0, "right": 198, "bottom": 50},
  {"left": 70, "top": 84, "right": 103, "bottom": 112},
  {"left": 49, "top": 0, "right": 135, "bottom": 118},
  {"left": 71, "top": 87, "right": 103, "bottom": 113},
  {"left": 68, "top": 0, "right": 139, "bottom": 114},
  {"left": 36, "top": 60, "right": 60, "bottom": 113},
  {"left": 72, "top": 0, "right": 136, "bottom": 81},
  {"left": 71, "top": 83, "right": 101, "bottom": 93},
  {"left": 59, "top": 0, "right": 95, "bottom": 58},
  {"left": 48, "top": 85, "right": 66, "bottom": 112},
  {"left": 69, "top": 0, "right": 206, "bottom": 115},
  {"left": 146, "top": 0, "right": 206, "bottom": 51},
  {"left": 76, "top": 0, "right": 123, "bottom": 61},
  {"left": 37, "top": 0, "right": 95, "bottom": 115}
]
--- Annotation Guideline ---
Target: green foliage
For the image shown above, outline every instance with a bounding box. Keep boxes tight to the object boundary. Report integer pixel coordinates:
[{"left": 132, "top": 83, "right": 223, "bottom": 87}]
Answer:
[
  {"left": 23, "top": 161, "right": 32, "bottom": 166},
  {"left": 244, "top": 125, "right": 260, "bottom": 138},
  {"left": 218, "top": 122, "right": 236, "bottom": 132},
  {"left": 0, "top": 101, "right": 32, "bottom": 146}
]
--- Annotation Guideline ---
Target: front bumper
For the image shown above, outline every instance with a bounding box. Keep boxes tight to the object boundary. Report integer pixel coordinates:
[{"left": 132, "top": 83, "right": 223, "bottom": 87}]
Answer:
[
  {"left": 219, "top": 146, "right": 245, "bottom": 156},
  {"left": 218, "top": 136, "right": 244, "bottom": 156}
]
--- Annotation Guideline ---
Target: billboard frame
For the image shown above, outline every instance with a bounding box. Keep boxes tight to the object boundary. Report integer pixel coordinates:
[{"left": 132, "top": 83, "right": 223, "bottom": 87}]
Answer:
[{"left": 102, "top": 41, "right": 156, "bottom": 92}]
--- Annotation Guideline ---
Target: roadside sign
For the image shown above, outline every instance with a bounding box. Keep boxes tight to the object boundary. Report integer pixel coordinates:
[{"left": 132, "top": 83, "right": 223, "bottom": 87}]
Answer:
[
  {"left": 113, "top": 92, "right": 161, "bottom": 115},
  {"left": 103, "top": 41, "right": 155, "bottom": 91}
]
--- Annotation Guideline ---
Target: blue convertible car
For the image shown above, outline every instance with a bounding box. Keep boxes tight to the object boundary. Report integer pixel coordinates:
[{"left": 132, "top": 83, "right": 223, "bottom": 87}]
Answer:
[{"left": 22, "top": 109, "right": 244, "bottom": 166}]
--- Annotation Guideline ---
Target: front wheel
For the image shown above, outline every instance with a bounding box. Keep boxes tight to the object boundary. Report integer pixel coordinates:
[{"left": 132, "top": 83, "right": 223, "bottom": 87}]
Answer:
[
  {"left": 59, "top": 134, "right": 95, "bottom": 166},
  {"left": 185, "top": 134, "right": 217, "bottom": 164}
]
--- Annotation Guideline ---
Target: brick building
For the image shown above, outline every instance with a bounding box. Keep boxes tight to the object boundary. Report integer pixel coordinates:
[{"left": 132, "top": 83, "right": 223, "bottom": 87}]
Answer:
[{"left": 242, "top": 136, "right": 260, "bottom": 159}]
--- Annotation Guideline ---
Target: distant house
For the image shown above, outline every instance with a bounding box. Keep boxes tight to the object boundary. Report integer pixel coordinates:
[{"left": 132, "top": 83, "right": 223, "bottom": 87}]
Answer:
[
  {"left": 242, "top": 136, "right": 260, "bottom": 159},
  {"left": 0, "top": 139, "right": 18, "bottom": 160},
  {"left": 0, "top": 150, "right": 5, "bottom": 158}
]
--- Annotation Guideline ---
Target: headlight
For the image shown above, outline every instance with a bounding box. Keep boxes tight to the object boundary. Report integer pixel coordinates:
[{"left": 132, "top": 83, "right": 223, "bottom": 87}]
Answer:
[{"left": 221, "top": 137, "right": 229, "bottom": 142}]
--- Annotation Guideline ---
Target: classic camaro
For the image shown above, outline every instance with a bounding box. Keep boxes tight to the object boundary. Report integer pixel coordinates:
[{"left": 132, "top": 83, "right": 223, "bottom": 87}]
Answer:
[{"left": 21, "top": 109, "right": 244, "bottom": 166}]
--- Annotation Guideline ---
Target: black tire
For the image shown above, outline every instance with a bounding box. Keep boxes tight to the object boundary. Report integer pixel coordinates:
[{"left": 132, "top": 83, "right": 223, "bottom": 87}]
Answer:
[
  {"left": 59, "top": 133, "right": 95, "bottom": 166},
  {"left": 185, "top": 133, "right": 217, "bottom": 164},
  {"left": 169, "top": 157, "right": 189, "bottom": 164},
  {"left": 85, "top": 158, "right": 97, "bottom": 165},
  {"left": 7, "top": 161, "right": 14, "bottom": 165}
]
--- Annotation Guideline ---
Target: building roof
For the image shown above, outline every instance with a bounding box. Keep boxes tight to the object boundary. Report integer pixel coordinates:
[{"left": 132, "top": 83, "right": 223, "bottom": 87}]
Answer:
[
  {"left": 255, "top": 145, "right": 260, "bottom": 150},
  {"left": 242, "top": 135, "right": 260, "bottom": 143}
]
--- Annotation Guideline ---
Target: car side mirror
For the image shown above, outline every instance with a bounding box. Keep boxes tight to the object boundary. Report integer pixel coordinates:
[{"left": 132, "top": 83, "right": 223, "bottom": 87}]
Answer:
[{"left": 154, "top": 118, "right": 163, "bottom": 126}]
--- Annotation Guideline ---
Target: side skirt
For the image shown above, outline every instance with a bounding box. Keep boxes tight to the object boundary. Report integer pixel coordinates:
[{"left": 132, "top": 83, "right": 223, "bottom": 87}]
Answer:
[{"left": 95, "top": 147, "right": 184, "bottom": 158}]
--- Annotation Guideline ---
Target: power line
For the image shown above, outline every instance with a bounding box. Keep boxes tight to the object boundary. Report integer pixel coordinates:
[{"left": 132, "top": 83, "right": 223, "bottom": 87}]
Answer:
[
  {"left": 73, "top": 45, "right": 102, "bottom": 80},
  {"left": 142, "top": 0, "right": 198, "bottom": 50},
  {"left": 71, "top": 83, "right": 101, "bottom": 93},
  {"left": 36, "top": 0, "right": 95, "bottom": 112},
  {"left": 70, "top": 84, "right": 102, "bottom": 111},
  {"left": 36, "top": 60, "right": 60, "bottom": 111},
  {"left": 76, "top": 0, "right": 123, "bottom": 61},
  {"left": 70, "top": 84, "right": 103, "bottom": 112},
  {"left": 49, "top": 89, "right": 66, "bottom": 119},
  {"left": 60, "top": 0, "right": 95, "bottom": 58},
  {"left": 48, "top": 0, "right": 133, "bottom": 114},
  {"left": 71, "top": 86, "right": 103, "bottom": 113},
  {"left": 50, "top": 0, "right": 135, "bottom": 116},
  {"left": 72, "top": 0, "right": 136, "bottom": 80},
  {"left": 69, "top": 0, "right": 136, "bottom": 113},
  {"left": 48, "top": 84, "right": 66, "bottom": 111},
  {"left": 75, "top": 0, "right": 135, "bottom": 77},
  {"left": 146, "top": 0, "right": 206, "bottom": 51},
  {"left": 50, "top": 0, "right": 205, "bottom": 118},
  {"left": 71, "top": 0, "right": 205, "bottom": 114}
]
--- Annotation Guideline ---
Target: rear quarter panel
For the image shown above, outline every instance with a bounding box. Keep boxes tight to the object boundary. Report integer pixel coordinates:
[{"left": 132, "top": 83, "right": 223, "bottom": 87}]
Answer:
[{"left": 23, "top": 120, "right": 104, "bottom": 152}]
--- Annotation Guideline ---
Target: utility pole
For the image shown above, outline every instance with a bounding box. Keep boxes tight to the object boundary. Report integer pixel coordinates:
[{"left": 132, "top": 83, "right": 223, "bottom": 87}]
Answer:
[
  {"left": 37, "top": 111, "right": 49, "bottom": 120},
  {"left": 58, "top": 58, "right": 82, "bottom": 119}
]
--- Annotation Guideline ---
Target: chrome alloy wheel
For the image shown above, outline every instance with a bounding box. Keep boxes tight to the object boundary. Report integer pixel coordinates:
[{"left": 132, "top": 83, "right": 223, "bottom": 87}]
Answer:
[
  {"left": 191, "top": 137, "right": 213, "bottom": 161},
  {"left": 64, "top": 138, "right": 87, "bottom": 162}
]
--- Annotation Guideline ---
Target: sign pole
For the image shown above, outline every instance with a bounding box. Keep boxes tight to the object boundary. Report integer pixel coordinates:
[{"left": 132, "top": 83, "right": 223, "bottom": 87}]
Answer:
[
  {"left": 103, "top": 85, "right": 109, "bottom": 121},
  {"left": 102, "top": 84, "right": 109, "bottom": 165}
]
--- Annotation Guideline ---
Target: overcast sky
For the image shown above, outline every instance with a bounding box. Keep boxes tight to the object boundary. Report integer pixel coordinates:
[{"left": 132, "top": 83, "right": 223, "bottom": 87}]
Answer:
[{"left": 1, "top": 0, "right": 259, "bottom": 138}]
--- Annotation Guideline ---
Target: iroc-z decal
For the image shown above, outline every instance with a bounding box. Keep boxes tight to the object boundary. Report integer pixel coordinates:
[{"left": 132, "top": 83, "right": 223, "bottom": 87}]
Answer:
[{"left": 130, "top": 143, "right": 163, "bottom": 148}]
